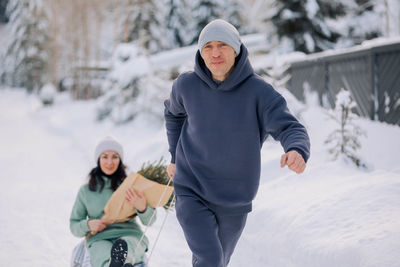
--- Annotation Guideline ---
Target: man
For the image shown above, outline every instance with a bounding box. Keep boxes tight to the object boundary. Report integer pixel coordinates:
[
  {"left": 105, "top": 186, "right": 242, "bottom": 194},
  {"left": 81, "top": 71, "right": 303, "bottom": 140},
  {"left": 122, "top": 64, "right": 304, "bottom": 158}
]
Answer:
[{"left": 164, "top": 19, "right": 310, "bottom": 267}]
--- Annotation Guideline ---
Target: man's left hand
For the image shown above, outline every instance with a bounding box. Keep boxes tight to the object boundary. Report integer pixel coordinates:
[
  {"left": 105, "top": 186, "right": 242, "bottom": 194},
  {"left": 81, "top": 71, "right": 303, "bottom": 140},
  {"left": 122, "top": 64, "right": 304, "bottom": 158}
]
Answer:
[{"left": 280, "top": 150, "right": 306, "bottom": 174}]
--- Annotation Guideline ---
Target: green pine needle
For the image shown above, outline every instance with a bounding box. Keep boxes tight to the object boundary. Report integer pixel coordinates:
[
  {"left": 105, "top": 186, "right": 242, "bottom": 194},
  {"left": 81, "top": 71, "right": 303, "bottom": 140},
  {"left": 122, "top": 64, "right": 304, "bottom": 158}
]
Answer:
[{"left": 138, "top": 157, "right": 175, "bottom": 210}]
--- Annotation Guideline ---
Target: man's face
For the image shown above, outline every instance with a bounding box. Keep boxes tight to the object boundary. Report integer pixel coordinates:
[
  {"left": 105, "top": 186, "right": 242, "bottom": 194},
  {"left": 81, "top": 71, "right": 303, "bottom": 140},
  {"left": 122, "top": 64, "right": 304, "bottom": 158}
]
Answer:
[{"left": 201, "top": 41, "right": 236, "bottom": 82}]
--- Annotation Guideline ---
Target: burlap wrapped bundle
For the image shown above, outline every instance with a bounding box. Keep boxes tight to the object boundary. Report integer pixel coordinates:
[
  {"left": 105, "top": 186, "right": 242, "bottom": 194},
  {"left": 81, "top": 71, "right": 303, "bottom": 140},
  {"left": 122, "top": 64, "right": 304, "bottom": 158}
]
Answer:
[
  {"left": 88, "top": 169, "right": 174, "bottom": 237},
  {"left": 102, "top": 172, "right": 174, "bottom": 223}
]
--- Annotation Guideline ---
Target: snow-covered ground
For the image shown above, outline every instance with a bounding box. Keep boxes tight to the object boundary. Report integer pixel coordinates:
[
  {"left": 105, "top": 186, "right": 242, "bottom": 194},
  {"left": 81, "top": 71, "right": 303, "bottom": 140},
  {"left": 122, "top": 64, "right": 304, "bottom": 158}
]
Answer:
[{"left": 1, "top": 87, "right": 399, "bottom": 267}]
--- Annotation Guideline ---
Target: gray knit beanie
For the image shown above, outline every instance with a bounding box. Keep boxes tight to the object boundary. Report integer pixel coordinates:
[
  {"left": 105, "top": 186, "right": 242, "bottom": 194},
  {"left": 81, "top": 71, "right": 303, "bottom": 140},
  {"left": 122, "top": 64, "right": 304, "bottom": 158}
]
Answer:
[
  {"left": 94, "top": 136, "right": 124, "bottom": 163},
  {"left": 198, "top": 19, "right": 241, "bottom": 56}
]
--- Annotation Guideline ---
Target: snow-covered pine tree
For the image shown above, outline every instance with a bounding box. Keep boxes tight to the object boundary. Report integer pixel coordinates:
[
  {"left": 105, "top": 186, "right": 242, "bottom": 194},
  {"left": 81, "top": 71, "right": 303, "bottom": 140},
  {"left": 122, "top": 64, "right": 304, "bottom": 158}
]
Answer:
[
  {"left": 3, "top": 0, "right": 51, "bottom": 92},
  {"left": 270, "top": 0, "right": 342, "bottom": 53},
  {"left": 223, "top": 0, "right": 248, "bottom": 34},
  {"left": 325, "top": 88, "right": 367, "bottom": 168},
  {"left": 121, "top": 0, "right": 166, "bottom": 54},
  {"left": 242, "top": 0, "right": 276, "bottom": 36},
  {"left": 325, "top": 0, "right": 383, "bottom": 48},
  {"left": 165, "top": 0, "right": 195, "bottom": 49},
  {"left": 97, "top": 42, "right": 172, "bottom": 123},
  {"left": 189, "top": 0, "right": 225, "bottom": 45}
]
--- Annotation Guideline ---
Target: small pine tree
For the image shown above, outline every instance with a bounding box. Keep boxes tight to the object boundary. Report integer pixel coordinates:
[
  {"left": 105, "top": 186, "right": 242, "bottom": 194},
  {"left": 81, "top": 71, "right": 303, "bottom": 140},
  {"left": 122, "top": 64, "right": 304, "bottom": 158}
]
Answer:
[
  {"left": 325, "top": 88, "right": 367, "bottom": 168},
  {"left": 138, "top": 157, "right": 175, "bottom": 210}
]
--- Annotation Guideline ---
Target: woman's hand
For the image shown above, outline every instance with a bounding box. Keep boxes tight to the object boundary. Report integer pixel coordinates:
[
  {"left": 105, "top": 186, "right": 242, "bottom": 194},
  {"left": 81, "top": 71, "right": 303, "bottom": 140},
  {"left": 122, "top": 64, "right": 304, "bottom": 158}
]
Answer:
[
  {"left": 125, "top": 188, "right": 147, "bottom": 212},
  {"left": 87, "top": 219, "right": 112, "bottom": 232}
]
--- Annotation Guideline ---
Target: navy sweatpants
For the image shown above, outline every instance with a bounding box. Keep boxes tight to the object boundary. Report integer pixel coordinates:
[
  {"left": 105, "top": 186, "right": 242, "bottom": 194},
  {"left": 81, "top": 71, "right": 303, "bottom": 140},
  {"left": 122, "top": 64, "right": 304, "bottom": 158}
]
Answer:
[{"left": 175, "top": 194, "right": 248, "bottom": 267}]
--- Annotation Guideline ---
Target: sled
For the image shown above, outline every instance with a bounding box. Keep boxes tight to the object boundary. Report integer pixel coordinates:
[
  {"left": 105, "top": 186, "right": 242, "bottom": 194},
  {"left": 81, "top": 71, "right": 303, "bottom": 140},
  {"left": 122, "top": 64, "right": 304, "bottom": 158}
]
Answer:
[{"left": 70, "top": 240, "right": 91, "bottom": 267}]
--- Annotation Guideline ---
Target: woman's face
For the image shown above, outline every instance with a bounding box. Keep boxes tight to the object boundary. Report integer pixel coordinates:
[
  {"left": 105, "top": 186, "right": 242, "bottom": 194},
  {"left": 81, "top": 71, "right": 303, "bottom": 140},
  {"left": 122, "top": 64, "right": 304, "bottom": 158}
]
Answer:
[{"left": 99, "top": 150, "right": 120, "bottom": 175}]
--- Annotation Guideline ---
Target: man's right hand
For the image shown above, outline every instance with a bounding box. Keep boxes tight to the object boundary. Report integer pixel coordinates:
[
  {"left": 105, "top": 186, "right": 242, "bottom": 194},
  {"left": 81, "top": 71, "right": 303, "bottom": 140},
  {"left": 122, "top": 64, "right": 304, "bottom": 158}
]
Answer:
[
  {"left": 167, "top": 163, "right": 176, "bottom": 179},
  {"left": 280, "top": 150, "right": 306, "bottom": 174}
]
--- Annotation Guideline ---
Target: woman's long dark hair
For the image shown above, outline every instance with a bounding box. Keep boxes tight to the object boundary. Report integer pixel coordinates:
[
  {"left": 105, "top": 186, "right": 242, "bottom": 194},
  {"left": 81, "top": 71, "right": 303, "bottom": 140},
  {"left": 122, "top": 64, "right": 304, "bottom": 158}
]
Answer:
[{"left": 88, "top": 159, "right": 127, "bottom": 192}]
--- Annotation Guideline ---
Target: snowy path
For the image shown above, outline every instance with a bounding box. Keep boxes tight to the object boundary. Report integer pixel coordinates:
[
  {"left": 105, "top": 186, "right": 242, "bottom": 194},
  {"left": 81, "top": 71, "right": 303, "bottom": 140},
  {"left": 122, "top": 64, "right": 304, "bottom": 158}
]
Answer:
[
  {"left": 0, "top": 90, "right": 191, "bottom": 266},
  {"left": 1, "top": 89, "right": 400, "bottom": 267}
]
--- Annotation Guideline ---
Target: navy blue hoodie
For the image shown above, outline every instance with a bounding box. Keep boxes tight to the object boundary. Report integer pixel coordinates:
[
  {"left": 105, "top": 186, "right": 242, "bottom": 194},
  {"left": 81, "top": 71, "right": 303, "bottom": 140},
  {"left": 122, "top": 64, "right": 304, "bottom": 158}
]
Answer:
[{"left": 164, "top": 45, "right": 310, "bottom": 214}]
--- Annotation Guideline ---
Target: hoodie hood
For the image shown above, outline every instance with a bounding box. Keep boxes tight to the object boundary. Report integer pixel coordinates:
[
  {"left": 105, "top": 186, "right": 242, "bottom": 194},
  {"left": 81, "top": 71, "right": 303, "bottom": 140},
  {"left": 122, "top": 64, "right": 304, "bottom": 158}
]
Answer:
[{"left": 194, "top": 44, "right": 254, "bottom": 91}]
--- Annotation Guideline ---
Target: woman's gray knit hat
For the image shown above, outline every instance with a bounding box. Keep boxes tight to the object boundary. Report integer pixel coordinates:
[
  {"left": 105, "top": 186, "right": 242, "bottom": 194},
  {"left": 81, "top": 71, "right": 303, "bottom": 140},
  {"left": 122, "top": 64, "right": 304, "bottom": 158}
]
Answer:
[
  {"left": 94, "top": 136, "right": 124, "bottom": 162},
  {"left": 198, "top": 19, "right": 241, "bottom": 56}
]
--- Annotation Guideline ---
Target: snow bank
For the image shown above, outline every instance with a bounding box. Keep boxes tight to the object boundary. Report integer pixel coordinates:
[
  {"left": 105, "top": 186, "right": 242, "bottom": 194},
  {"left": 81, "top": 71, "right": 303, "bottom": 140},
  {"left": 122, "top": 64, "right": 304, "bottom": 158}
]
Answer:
[{"left": 232, "top": 103, "right": 400, "bottom": 267}]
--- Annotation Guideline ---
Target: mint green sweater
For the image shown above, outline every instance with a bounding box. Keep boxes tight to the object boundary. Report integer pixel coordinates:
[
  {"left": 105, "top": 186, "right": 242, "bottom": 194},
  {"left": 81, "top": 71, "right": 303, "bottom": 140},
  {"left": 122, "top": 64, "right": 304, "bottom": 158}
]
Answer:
[{"left": 70, "top": 176, "right": 157, "bottom": 247}]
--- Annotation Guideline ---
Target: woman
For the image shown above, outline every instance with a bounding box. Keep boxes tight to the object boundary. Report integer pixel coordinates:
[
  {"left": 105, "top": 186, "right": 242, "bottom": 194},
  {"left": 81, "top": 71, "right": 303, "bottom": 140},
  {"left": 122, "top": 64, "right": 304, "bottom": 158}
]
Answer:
[{"left": 70, "top": 136, "right": 156, "bottom": 267}]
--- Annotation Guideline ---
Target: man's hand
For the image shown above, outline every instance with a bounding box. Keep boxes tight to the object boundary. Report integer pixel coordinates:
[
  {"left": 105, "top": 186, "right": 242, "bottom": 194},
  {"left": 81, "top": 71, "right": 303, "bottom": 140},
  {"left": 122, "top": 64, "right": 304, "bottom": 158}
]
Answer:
[
  {"left": 167, "top": 163, "right": 176, "bottom": 179},
  {"left": 280, "top": 150, "right": 306, "bottom": 174}
]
